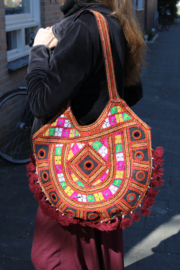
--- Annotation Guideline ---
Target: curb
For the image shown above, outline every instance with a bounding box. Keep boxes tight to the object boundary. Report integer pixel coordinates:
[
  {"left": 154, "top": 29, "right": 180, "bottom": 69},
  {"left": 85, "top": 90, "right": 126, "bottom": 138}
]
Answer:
[{"left": 146, "top": 34, "right": 159, "bottom": 44}]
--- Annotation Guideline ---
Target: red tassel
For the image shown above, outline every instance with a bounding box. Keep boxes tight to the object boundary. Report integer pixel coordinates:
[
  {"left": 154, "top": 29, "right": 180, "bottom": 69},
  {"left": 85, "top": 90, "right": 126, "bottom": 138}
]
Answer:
[
  {"left": 34, "top": 193, "right": 43, "bottom": 200},
  {"left": 143, "top": 197, "right": 155, "bottom": 208},
  {"left": 147, "top": 188, "right": 160, "bottom": 198},
  {"left": 152, "top": 168, "right": 164, "bottom": 179},
  {"left": 26, "top": 162, "right": 36, "bottom": 172},
  {"left": 140, "top": 206, "right": 151, "bottom": 216},
  {"left": 30, "top": 154, "right": 36, "bottom": 165},
  {"left": 130, "top": 212, "right": 141, "bottom": 222},
  {"left": 27, "top": 172, "right": 33, "bottom": 177},
  {"left": 154, "top": 147, "right": 164, "bottom": 158},
  {"left": 154, "top": 159, "right": 164, "bottom": 167},
  {"left": 39, "top": 200, "right": 51, "bottom": 215},
  {"left": 29, "top": 173, "right": 38, "bottom": 184},
  {"left": 157, "top": 180, "right": 164, "bottom": 187},
  {"left": 48, "top": 206, "right": 59, "bottom": 220},
  {"left": 151, "top": 180, "right": 164, "bottom": 187},
  {"left": 39, "top": 200, "right": 59, "bottom": 220},
  {"left": 29, "top": 182, "right": 42, "bottom": 194},
  {"left": 121, "top": 218, "right": 133, "bottom": 230},
  {"left": 38, "top": 199, "right": 123, "bottom": 231}
]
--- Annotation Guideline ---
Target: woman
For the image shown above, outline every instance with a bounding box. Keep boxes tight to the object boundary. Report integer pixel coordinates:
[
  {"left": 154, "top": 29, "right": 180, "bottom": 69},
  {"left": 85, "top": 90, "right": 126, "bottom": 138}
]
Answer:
[{"left": 26, "top": 0, "right": 146, "bottom": 269}]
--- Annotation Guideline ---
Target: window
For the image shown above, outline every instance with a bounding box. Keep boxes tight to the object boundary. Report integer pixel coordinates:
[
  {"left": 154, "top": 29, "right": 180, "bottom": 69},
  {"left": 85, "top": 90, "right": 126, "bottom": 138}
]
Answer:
[
  {"left": 136, "top": 0, "right": 143, "bottom": 10},
  {"left": 5, "top": 0, "right": 40, "bottom": 62},
  {"left": 5, "top": 0, "right": 31, "bottom": 17}
]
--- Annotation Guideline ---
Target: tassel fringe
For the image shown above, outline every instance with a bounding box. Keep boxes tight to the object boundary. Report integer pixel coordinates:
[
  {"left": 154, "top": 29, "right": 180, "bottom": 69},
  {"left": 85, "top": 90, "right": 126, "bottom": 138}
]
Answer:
[
  {"left": 121, "top": 217, "right": 133, "bottom": 230},
  {"left": 130, "top": 212, "right": 141, "bottom": 222},
  {"left": 27, "top": 147, "right": 164, "bottom": 231}
]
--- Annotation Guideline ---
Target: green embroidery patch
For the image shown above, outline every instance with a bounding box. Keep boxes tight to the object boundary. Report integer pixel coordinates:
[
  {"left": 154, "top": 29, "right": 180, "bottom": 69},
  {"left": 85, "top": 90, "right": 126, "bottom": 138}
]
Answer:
[
  {"left": 111, "top": 106, "right": 117, "bottom": 115},
  {"left": 55, "top": 147, "right": 62, "bottom": 155},
  {"left": 60, "top": 182, "right": 67, "bottom": 189},
  {"left": 123, "top": 113, "right": 131, "bottom": 121},
  {"left": 87, "top": 195, "right": 95, "bottom": 202},
  {"left": 49, "top": 128, "right": 55, "bottom": 136},
  {"left": 113, "top": 179, "right": 122, "bottom": 187},
  {"left": 75, "top": 130, "right": 79, "bottom": 137},
  {"left": 77, "top": 181, "right": 85, "bottom": 187},
  {"left": 116, "top": 144, "right": 123, "bottom": 153},
  {"left": 92, "top": 141, "right": 102, "bottom": 151}
]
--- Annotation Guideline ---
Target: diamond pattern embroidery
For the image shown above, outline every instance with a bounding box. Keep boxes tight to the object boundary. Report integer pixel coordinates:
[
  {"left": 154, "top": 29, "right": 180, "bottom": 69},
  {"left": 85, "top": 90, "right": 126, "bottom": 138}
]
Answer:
[
  {"left": 78, "top": 155, "right": 98, "bottom": 176},
  {"left": 69, "top": 143, "right": 109, "bottom": 186}
]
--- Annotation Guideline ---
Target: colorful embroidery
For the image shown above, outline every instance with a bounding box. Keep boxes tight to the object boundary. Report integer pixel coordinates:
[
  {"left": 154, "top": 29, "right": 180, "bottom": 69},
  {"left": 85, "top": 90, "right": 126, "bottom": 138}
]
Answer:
[
  {"left": 27, "top": 10, "right": 164, "bottom": 231},
  {"left": 43, "top": 116, "right": 80, "bottom": 138}
]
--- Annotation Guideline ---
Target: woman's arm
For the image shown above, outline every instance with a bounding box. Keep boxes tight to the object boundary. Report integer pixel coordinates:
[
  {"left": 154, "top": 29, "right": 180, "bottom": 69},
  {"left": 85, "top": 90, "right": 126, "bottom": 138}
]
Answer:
[{"left": 26, "top": 20, "right": 96, "bottom": 119}]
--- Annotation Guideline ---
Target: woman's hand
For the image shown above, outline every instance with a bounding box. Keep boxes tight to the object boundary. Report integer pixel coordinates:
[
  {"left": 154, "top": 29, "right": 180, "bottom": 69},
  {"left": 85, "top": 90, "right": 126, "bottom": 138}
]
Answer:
[{"left": 33, "top": 27, "right": 59, "bottom": 49}]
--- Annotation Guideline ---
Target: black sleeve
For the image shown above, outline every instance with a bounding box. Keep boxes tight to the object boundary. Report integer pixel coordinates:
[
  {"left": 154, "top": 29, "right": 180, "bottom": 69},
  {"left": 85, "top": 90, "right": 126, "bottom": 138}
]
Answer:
[
  {"left": 124, "top": 81, "right": 143, "bottom": 107},
  {"left": 25, "top": 20, "right": 96, "bottom": 119}
]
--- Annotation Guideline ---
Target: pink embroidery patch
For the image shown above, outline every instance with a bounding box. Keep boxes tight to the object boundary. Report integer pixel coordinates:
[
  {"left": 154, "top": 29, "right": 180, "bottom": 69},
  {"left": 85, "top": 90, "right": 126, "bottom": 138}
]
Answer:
[
  {"left": 117, "top": 161, "right": 125, "bottom": 170},
  {"left": 109, "top": 115, "right": 117, "bottom": 126},
  {"left": 71, "top": 192, "right": 78, "bottom": 201},
  {"left": 55, "top": 165, "right": 62, "bottom": 173},
  {"left": 57, "top": 118, "right": 65, "bottom": 127},
  {"left": 62, "top": 129, "right": 70, "bottom": 137},
  {"left": 100, "top": 171, "right": 109, "bottom": 181},
  {"left": 101, "top": 138, "right": 108, "bottom": 146},
  {"left": 72, "top": 144, "right": 80, "bottom": 155},
  {"left": 102, "top": 189, "right": 112, "bottom": 200}
]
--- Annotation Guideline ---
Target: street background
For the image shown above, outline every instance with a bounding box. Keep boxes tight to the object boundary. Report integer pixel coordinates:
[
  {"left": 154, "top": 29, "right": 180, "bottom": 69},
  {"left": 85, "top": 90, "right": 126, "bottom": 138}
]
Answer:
[{"left": 0, "top": 18, "right": 180, "bottom": 270}]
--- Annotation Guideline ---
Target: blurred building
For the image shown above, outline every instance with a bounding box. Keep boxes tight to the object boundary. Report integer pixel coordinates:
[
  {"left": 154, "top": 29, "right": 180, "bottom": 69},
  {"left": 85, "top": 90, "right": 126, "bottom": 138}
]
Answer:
[
  {"left": 0, "top": 0, "right": 62, "bottom": 97},
  {"left": 133, "top": 0, "right": 158, "bottom": 29}
]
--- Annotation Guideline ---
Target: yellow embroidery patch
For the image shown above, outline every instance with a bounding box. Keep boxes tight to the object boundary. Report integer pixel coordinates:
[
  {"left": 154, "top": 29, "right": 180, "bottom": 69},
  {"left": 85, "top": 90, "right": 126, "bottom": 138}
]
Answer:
[
  {"left": 51, "top": 120, "right": 58, "bottom": 127},
  {"left": 44, "top": 130, "right": 49, "bottom": 136},
  {"left": 68, "top": 150, "right": 74, "bottom": 160},
  {"left": 71, "top": 174, "right": 79, "bottom": 182},
  {"left": 116, "top": 170, "right": 124, "bottom": 179},
  {"left": 55, "top": 156, "right": 61, "bottom": 165},
  {"left": 70, "top": 129, "right": 75, "bottom": 138},
  {"left": 64, "top": 186, "right": 74, "bottom": 196},
  {"left": 94, "top": 192, "right": 104, "bottom": 201},
  {"left": 117, "top": 106, "right": 122, "bottom": 113},
  {"left": 115, "top": 135, "right": 121, "bottom": 144},
  {"left": 115, "top": 114, "right": 123, "bottom": 123}
]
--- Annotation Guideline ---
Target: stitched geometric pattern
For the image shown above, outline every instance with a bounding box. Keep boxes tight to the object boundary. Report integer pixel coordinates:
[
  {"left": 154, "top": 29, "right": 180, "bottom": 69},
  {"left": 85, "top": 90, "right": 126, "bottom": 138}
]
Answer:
[
  {"left": 43, "top": 114, "right": 80, "bottom": 138},
  {"left": 32, "top": 10, "right": 153, "bottom": 224},
  {"left": 33, "top": 100, "right": 152, "bottom": 223},
  {"left": 101, "top": 106, "right": 132, "bottom": 129}
]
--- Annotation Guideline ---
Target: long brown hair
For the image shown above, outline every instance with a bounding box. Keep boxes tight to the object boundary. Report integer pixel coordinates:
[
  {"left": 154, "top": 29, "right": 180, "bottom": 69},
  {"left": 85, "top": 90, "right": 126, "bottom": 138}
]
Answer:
[{"left": 60, "top": 0, "right": 146, "bottom": 87}]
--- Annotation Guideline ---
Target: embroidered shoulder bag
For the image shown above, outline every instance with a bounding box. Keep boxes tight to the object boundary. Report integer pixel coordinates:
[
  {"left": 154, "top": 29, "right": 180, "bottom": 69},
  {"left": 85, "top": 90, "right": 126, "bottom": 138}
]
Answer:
[{"left": 27, "top": 10, "right": 164, "bottom": 231}]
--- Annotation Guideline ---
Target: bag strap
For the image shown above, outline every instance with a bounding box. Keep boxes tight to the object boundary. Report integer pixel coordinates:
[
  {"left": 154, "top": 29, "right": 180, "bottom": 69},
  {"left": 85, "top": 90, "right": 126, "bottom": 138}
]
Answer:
[{"left": 75, "top": 9, "right": 120, "bottom": 101}]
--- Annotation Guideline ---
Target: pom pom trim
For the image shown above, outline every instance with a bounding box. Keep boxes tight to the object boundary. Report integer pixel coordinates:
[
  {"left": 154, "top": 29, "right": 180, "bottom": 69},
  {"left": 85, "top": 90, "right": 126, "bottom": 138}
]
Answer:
[{"left": 27, "top": 147, "right": 164, "bottom": 231}]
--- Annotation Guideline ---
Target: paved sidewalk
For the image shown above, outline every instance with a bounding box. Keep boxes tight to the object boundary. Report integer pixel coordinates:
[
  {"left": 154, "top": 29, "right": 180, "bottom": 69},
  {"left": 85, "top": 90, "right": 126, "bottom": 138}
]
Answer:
[
  {"left": 124, "top": 20, "right": 180, "bottom": 269},
  {"left": 0, "top": 20, "right": 180, "bottom": 270}
]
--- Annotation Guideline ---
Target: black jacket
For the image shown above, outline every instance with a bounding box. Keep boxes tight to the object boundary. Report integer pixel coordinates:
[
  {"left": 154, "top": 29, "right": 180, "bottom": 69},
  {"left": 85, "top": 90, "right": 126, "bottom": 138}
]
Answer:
[{"left": 26, "top": 4, "right": 143, "bottom": 134}]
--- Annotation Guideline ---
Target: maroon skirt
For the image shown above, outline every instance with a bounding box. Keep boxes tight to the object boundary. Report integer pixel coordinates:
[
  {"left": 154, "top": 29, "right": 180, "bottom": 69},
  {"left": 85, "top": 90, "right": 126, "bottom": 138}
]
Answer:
[{"left": 31, "top": 206, "right": 124, "bottom": 270}]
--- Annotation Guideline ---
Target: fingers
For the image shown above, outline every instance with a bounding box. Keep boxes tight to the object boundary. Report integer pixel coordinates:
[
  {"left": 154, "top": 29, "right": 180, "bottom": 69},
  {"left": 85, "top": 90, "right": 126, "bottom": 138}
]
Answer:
[
  {"left": 49, "top": 40, "right": 59, "bottom": 49},
  {"left": 48, "top": 37, "right": 59, "bottom": 49},
  {"left": 33, "top": 27, "right": 59, "bottom": 48}
]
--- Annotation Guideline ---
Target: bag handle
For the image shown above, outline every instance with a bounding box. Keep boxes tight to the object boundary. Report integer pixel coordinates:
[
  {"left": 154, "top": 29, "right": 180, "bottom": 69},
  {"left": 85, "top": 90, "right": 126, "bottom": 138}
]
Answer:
[{"left": 75, "top": 9, "right": 120, "bottom": 101}]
